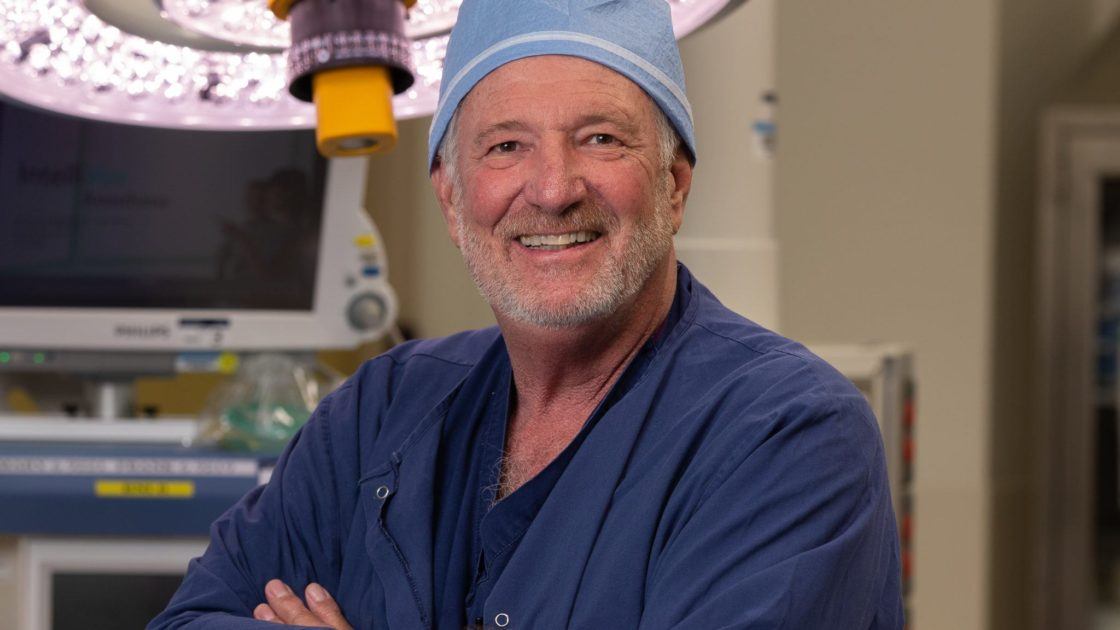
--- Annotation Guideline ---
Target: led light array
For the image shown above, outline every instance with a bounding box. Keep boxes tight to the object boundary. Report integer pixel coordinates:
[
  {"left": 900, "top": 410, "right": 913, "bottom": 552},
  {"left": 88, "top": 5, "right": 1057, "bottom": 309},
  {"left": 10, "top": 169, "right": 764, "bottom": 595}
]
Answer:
[
  {"left": 1, "top": 0, "right": 298, "bottom": 125},
  {"left": 0, "top": 0, "right": 726, "bottom": 129},
  {"left": 161, "top": 0, "right": 465, "bottom": 48},
  {"left": 2, "top": 13, "right": 285, "bottom": 107}
]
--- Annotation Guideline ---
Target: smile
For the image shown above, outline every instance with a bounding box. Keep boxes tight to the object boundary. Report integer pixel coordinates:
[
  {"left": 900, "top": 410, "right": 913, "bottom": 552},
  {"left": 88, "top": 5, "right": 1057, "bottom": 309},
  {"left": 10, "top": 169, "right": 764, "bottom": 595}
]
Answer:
[{"left": 517, "top": 231, "right": 601, "bottom": 251}]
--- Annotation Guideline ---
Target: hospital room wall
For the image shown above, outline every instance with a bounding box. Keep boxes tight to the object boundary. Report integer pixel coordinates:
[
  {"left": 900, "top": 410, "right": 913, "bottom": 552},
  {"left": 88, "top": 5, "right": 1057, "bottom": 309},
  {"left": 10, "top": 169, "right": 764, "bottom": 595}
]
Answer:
[
  {"left": 775, "top": 1, "right": 996, "bottom": 626},
  {"left": 777, "top": 1, "right": 1105, "bottom": 629}
]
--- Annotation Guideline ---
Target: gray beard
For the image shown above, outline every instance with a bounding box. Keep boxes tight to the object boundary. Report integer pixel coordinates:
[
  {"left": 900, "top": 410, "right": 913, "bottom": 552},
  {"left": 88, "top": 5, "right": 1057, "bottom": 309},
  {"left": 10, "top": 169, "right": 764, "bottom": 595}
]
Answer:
[{"left": 455, "top": 195, "right": 675, "bottom": 329}]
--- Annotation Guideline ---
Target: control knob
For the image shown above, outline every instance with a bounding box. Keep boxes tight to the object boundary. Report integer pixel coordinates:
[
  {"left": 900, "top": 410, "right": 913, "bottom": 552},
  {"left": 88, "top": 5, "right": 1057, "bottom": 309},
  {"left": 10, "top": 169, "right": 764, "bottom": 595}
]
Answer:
[{"left": 347, "top": 292, "right": 388, "bottom": 332}]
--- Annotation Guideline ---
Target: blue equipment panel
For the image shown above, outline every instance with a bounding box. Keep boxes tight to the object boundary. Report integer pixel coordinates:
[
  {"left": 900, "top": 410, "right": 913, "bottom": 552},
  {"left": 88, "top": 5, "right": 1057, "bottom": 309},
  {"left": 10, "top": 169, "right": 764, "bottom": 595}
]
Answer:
[{"left": 0, "top": 442, "right": 273, "bottom": 536}]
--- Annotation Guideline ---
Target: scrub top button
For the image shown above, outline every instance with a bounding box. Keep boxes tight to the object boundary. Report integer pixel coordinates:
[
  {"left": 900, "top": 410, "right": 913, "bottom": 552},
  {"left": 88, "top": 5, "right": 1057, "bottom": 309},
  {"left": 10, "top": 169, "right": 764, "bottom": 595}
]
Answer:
[
  {"left": 494, "top": 612, "right": 510, "bottom": 627},
  {"left": 375, "top": 485, "right": 390, "bottom": 499}
]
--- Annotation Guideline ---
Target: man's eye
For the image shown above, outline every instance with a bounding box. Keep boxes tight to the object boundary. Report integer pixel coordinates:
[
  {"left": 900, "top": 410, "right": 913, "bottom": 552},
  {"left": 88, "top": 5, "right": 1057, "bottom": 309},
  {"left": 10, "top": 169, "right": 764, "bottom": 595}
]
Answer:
[
  {"left": 491, "top": 141, "right": 519, "bottom": 153},
  {"left": 588, "top": 133, "right": 619, "bottom": 145}
]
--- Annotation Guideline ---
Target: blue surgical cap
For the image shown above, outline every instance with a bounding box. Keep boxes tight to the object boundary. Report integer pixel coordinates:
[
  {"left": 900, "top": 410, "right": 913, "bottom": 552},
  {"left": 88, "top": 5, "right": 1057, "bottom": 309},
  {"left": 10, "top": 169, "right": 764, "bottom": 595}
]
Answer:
[{"left": 426, "top": 0, "right": 696, "bottom": 170}]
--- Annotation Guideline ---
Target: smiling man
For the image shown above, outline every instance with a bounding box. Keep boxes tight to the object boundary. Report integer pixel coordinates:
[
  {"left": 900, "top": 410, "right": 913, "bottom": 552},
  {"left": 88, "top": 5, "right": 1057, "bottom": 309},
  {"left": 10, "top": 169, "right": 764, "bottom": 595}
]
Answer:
[{"left": 150, "top": 1, "right": 903, "bottom": 629}]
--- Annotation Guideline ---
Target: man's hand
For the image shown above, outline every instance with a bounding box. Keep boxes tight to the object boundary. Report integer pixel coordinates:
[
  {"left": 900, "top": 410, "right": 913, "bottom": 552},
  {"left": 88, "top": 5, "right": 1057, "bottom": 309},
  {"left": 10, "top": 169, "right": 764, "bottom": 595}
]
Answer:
[{"left": 253, "top": 579, "right": 353, "bottom": 629}]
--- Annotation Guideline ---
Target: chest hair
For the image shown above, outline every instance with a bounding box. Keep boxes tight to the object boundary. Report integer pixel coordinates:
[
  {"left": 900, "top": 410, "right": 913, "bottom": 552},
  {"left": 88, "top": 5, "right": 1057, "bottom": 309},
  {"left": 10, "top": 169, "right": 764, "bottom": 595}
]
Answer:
[{"left": 496, "top": 411, "right": 586, "bottom": 500}]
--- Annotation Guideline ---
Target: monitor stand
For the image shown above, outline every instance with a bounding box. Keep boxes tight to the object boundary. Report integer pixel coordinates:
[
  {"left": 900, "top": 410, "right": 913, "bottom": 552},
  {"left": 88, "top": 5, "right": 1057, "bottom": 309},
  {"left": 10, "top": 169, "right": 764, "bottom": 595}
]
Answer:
[{"left": 88, "top": 380, "right": 132, "bottom": 420}]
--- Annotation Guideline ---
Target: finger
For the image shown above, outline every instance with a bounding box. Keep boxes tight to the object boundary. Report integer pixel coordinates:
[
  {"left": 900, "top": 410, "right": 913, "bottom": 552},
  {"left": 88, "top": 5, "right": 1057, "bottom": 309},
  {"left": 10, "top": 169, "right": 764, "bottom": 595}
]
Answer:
[
  {"left": 253, "top": 603, "right": 280, "bottom": 623},
  {"left": 263, "top": 579, "right": 326, "bottom": 627},
  {"left": 305, "top": 583, "right": 353, "bottom": 630}
]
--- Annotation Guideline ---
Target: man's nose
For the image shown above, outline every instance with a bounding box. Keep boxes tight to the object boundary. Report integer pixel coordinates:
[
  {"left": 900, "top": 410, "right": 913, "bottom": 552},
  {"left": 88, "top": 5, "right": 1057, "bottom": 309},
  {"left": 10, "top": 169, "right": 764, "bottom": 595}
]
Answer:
[{"left": 524, "top": 140, "right": 587, "bottom": 214}]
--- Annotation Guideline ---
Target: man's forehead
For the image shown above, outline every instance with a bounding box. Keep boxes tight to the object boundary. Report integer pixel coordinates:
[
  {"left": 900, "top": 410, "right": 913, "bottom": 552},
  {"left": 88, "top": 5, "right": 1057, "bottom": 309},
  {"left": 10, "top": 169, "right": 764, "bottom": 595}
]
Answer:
[{"left": 461, "top": 55, "right": 655, "bottom": 123}]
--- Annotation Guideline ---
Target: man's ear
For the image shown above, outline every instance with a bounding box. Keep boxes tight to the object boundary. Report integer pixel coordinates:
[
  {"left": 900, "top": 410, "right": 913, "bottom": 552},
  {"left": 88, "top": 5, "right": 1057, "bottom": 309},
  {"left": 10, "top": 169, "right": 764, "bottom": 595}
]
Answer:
[
  {"left": 430, "top": 159, "right": 461, "bottom": 248},
  {"left": 667, "top": 147, "right": 693, "bottom": 234}
]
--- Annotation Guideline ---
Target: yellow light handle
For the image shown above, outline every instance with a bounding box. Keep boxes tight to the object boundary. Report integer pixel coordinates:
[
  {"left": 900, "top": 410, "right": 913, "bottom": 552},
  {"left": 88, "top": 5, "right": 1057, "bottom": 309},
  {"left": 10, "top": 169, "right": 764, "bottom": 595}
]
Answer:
[
  {"left": 312, "top": 66, "right": 398, "bottom": 157},
  {"left": 270, "top": 0, "right": 417, "bottom": 21},
  {"left": 268, "top": 0, "right": 297, "bottom": 20}
]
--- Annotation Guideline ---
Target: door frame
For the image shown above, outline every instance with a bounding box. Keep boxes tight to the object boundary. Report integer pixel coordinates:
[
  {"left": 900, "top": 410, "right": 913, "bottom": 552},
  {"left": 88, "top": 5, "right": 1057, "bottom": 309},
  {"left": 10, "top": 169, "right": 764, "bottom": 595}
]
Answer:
[{"left": 1037, "top": 107, "right": 1120, "bottom": 629}]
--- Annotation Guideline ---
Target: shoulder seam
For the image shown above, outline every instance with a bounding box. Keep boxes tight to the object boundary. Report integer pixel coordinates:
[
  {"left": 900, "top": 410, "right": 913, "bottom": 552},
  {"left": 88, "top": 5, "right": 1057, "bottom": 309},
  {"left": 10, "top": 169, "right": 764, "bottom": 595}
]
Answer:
[
  {"left": 689, "top": 318, "right": 814, "bottom": 367},
  {"left": 687, "top": 319, "right": 834, "bottom": 400},
  {"left": 377, "top": 349, "right": 478, "bottom": 370}
]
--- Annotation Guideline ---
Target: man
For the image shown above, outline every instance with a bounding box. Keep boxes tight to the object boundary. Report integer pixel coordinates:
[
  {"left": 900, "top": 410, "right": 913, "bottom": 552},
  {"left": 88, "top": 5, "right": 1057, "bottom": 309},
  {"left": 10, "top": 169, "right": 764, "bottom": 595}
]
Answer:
[{"left": 150, "top": 0, "right": 903, "bottom": 627}]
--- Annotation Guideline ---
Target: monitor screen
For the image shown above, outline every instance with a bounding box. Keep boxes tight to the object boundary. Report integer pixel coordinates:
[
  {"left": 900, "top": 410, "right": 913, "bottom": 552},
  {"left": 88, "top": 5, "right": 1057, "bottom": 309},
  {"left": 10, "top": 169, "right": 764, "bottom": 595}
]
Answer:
[{"left": 0, "top": 101, "right": 327, "bottom": 312}]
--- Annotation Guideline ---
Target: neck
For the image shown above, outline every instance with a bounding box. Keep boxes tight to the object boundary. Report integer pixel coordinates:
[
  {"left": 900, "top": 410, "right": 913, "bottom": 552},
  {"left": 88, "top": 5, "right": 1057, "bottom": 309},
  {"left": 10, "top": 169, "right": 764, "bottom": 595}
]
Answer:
[{"left": 497, "top": 257, "right": 678, "bottom": 418}]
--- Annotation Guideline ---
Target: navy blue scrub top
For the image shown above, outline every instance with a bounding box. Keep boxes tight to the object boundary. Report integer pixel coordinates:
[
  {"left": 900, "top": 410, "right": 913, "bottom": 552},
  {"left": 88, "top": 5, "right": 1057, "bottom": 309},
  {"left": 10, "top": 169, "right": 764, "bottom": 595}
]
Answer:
[
  {"left": 150, "top": 265, "right": 904, "bottom": 630},
  {"left": 452, "top": 277, "right": 687, "bottom": 628}
]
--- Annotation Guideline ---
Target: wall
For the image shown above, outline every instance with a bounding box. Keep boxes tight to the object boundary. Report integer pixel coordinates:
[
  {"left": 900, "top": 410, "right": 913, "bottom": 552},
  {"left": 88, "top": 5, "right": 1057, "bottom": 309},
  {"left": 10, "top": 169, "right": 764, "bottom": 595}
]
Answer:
[
  {"left": 775, "top": 2, "right": 998, "bottom": 628},
  {"left": 676, "top": 0, "right": 778, "bottom": 329},
  {"left": 993, "top": 1, "right": 1100, "bottom": 628},
  {"left": 1095, "top": 0, "right": 1120, "bottom": 40},
  {"left": 776, "top": 1, "right": 1106, "bottom": 628}
]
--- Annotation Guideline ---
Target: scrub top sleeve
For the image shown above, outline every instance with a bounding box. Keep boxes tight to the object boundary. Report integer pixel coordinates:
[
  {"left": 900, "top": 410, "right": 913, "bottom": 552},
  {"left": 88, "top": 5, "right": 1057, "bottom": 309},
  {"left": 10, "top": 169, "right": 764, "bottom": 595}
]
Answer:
[
  {"left": 148, "top": 378, "right": 365, "bottom": 630},
  {"left": 638, "top": 395, "right": 903, "bottom": 630}
]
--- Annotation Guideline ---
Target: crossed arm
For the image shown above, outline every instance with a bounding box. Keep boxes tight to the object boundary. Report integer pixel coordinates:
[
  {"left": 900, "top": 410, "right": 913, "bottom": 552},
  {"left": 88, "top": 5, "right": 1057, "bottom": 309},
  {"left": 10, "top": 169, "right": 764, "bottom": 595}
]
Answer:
[{"left": 251, "top": 579, "right": 350, "bottom": 629}]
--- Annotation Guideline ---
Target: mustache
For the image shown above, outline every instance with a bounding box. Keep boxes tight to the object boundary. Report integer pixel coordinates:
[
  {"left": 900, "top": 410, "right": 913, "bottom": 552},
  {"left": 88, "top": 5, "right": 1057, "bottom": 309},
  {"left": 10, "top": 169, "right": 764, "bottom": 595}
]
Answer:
[{"left": 494, "top": 204, "right": 619, "bottom": 239}]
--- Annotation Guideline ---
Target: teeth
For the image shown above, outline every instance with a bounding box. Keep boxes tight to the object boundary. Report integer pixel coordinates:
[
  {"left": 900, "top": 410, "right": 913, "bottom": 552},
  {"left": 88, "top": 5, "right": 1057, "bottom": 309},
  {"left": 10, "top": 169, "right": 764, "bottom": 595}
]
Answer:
[{"left": 518, "top": 231, "right": 598, "bottom": 249}]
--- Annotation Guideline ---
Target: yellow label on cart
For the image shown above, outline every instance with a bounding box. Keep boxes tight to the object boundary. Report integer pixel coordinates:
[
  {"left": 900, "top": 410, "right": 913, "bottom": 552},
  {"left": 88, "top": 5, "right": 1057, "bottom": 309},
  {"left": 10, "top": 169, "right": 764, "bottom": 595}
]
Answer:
[
  {"left": 216, "top": 352, "right": 240, "bottom": 374},
  {"left": 94, "top": 479, "right": 195, "bottom": 499}
]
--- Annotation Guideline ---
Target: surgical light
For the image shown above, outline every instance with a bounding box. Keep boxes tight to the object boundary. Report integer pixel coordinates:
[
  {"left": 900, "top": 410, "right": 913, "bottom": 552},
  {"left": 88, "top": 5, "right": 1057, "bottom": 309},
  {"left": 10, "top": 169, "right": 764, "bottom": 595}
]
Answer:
[
  {"left": 267, "top": 0, "right": 418, "bottom": 157},
  {"left": 0, "top": 0, "right": 744, "bottom": 152}
]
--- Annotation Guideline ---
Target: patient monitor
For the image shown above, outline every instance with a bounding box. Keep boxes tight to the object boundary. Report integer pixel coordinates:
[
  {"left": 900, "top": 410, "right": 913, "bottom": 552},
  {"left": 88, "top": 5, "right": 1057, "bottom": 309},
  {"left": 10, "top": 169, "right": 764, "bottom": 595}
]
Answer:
[
  {"left": 0, "top": 99, "right": 397, "bottom": 422},
  {"left": 0, "top": 100, "right": 397, "bottom": 352}
]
